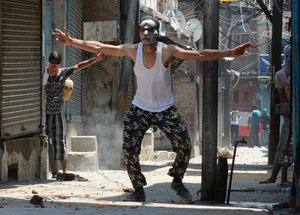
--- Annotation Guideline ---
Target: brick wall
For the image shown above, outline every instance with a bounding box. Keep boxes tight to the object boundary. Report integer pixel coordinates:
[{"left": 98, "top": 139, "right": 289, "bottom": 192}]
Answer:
[
  {"left": 173, "top": 81, "right": 195, "bottom": 134},
  {"left": 154, "top": 61, "right": 197, "bottom": 156}
]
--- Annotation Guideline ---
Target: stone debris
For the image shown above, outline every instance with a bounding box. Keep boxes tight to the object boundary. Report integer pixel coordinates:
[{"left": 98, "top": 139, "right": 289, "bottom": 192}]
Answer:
[{"left": 29, "top": 195, "right": 43, "bottom": 207}]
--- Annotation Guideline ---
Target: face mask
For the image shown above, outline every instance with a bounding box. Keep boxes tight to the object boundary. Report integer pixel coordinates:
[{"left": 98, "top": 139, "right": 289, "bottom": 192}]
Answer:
[{"left": 139, "top": 28, "right": 158, "bottom": 45}]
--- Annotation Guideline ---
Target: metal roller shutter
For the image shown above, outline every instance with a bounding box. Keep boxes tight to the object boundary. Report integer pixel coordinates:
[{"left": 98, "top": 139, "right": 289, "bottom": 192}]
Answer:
[
  {"left": 66, "top": 0, "right": 82, "bottom": 121},
  {"left": 0, "top": 0, "right": 42, "bottom": 140}
]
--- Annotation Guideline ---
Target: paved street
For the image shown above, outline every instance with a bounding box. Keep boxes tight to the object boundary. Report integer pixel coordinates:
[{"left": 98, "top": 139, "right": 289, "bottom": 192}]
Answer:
[{"left": 0, "top": 146, "right": 294, "bottom": 214}]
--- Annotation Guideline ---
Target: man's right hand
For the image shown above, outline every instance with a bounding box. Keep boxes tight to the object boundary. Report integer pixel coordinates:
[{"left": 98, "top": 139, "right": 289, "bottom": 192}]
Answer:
[
  {"left": 230, "top": 42, "right": 252, "bottom": 57},
  {"left": 53, "top": 27, "right": 72, "bottom": 45}
]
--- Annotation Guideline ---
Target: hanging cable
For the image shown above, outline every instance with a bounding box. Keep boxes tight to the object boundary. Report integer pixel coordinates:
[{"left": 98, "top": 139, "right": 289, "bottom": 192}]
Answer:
[
  {"left": 231, "top": 75, "right": 241, "bottom": 89},
  {"left": 239, "top": 0, "right": 248, "bottom": 32}
]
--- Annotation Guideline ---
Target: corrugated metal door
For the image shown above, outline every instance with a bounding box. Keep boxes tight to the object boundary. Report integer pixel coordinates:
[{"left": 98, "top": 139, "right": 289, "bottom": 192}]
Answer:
[
  {"left": 66, "top": 0, "right": 82, "bottom": 121},
  {"left": 44, "top": 0, "right": 53, "bottom": 63},
  {"left": 0, "top": 0, "right": 42, "bottom": 140}
]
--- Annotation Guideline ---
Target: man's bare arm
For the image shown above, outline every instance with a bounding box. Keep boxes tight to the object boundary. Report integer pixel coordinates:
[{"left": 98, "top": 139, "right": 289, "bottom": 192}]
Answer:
[
  {"left": 53, "top": 28, "right": 136, "bottom": 58},
  {"left": 170, "top": 42, "right": 252, "bottom": 61}
]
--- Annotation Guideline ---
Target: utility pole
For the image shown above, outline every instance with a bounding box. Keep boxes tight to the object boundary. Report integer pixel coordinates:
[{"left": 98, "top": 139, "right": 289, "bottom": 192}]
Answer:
[
  {"left": 269, "top": 0, "right": 283, "bottom": 164},
  {"left": 201, "top": 0, "right": 219, "bottom": 201}
]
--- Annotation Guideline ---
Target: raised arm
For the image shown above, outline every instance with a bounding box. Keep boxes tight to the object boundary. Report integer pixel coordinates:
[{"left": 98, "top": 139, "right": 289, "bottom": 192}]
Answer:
[
  {"left": 73, "top": 53, "right": 105, "bottom": 73},
  {"left": 170, "top": 42, "right": 252, "bottom": 61},
  {"left": 53, "top": 28, "right": 137, "bottom": 59}
]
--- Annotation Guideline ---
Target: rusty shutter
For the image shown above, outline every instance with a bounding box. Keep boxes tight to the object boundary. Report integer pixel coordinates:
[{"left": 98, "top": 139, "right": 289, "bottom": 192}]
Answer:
[
  {"left": 0, "top": 0, "right": 42, "bottom": 140},
  {"left": 65, "top": 0, "right": 82, "bottom": 121}
]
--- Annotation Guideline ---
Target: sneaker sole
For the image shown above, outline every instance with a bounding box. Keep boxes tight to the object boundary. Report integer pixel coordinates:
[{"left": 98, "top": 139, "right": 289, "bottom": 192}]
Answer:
[
  {"left": 123, "top": 198, "right": 145, "bottom": 202},
  {"left": 171, "top": 187, "right": 193, "bottom": 202},
  {"left": 174, "top": 193, "right": 193, "bottom": 202}
]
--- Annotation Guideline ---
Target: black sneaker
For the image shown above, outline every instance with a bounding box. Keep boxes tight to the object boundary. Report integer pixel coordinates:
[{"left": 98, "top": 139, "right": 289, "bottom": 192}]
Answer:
[
  {"left": 124, "top": 188, "right": 145, "bottom": 202},
  {"left": 171, "top": 181, "right": 193, "bottom": 202}
]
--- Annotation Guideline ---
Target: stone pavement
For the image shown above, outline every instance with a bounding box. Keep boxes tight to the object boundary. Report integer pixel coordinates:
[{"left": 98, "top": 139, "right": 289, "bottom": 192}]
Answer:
[{"left": 0, "top": 146, "right": 295, "bottom": 215}]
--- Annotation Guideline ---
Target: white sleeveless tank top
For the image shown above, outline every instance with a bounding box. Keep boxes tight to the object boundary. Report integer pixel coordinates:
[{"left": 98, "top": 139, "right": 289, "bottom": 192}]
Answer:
[{"left": 132, "top": 42, "right": 174, "bottom": 112}]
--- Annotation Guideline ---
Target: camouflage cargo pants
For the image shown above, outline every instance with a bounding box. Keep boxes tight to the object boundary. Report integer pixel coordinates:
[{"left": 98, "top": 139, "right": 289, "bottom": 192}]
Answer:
[{"left": 123, "top": 105, "right": 191, "bottom": 189}]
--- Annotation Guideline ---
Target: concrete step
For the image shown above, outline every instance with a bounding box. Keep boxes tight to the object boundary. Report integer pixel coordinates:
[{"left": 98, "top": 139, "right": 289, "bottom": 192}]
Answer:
[
  {"left": 154, "top": 150, "right": 176, "bottom": 160},
  {"left": 68, "top": 136, "right": 98, "bottom": 171},
  {"left": 67, "top": 152, "right": 98, "bottom": 171},
  {"left": 71, "top": 136, "right": 97, "bottom": 152},
  {"left": 140, "top": 131, "right": 154, "bottom": 161},
  {"left": 139, "top": 131, "right": 177, "bottom": 161}
]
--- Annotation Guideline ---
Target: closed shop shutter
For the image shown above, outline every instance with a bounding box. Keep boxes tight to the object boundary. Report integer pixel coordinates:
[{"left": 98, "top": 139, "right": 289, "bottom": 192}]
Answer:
[
  {"left": 0, "top": 0, "right": 42, "bottom": 140},
  {"left": 66, "top": 0, "right": 82, "bottom": 121}
]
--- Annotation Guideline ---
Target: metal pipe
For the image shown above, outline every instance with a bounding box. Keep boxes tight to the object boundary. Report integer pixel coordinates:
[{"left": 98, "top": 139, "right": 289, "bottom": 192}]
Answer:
[
  {"left": 226, "top": 138, "right": 247, "bottom": 204},
  {"left": 292, "top": 0, "right": 300, "bottom": 163}
]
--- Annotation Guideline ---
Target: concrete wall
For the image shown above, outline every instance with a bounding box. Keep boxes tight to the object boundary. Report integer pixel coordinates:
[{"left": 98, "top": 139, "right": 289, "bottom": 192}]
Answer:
[
  {"left": 0, "top": 135, "right": 47, "bottom": 182},
  {"left": 43, "top": 0, "right": 123, "bottom": 171},
  {"left": 47, "top": 0, "right": 122, "bottom": 170},
  {"left": 174, "top": 80, "right": 197, "bottom": 157},
  {"left": 83, "top": 0, "right": 120, "bottom": 22},
  {"left": 80, "top": 55, "right": 123, "bottom": 169},
  {"left": 70, "top": 1, "right": 123, "bottom": 169}
]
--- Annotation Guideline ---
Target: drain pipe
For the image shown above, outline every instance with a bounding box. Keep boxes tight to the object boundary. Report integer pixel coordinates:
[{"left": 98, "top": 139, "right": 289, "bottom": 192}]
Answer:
[
  {"left": 292, "top": 0, "right": 300, "bottom": 210},
  {"left": 116, "top": 0, "right": 138, "bottom": 119},
  {"left": 291, "top": 0, "right": 300, "bottom": 209},
  {"left": 292, "top": 0, "right": 300, "bottom": 165}
]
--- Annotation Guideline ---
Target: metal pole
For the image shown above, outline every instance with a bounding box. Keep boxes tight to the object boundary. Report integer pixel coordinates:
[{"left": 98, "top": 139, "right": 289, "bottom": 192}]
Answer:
[
  {"left": 226, "top": 138, "right": 247, "bottom": 204},
  {"left": 226, "top": 141, "right": 237, "bottom": 205}
]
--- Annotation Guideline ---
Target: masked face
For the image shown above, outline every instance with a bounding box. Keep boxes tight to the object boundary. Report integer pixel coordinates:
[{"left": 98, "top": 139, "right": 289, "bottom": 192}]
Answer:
[
  {"left": 48, "top": 63, "right": 60, "bottom": 76},
  {"left": 139, "top": 19, "right": 159, "bottom": 45},
  {"left": 139, "top": 28, "right": 158, "bottom": 45}
]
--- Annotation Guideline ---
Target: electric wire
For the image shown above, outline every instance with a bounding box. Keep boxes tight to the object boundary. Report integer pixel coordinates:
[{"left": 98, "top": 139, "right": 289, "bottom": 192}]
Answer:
[
  {"left": 231, "top": 75, "right": 241, "bottom": 89},
  {"left": 240, "top": 0, "right": 248, "bottom": 32}
]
